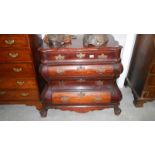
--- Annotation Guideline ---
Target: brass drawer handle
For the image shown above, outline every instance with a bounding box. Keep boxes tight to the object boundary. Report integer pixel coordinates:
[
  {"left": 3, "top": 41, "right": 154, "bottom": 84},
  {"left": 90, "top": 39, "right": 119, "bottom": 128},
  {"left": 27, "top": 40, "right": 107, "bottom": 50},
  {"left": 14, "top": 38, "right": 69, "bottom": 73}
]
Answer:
[
  {"left": 21, "top": 93, "right": 29, "bottom": 97},
  {"left": 55, "top": 54, "right": 65, "bottom": 60},
  {"left": 94, "top": 97, "right": 102, "bottom": 102},
  {"left": 98, "top": 54, "right": 108, "bottom": 59},
  {"left": 76, "top": 52, "right": 85, "bottom": 59},
  {"left": 16, "top": 81, "right": 25, "bottom": 86},
  {"left": 9, "top": 52, "right": 19, "bottom": 58},
  {"left": 60, "top": 96, "right": 69, "bottom": 102},
  {"left": 77, "top": 66, "right": 85, "bottom": 70},
  {"left": 5, "top": 39, "right": 15, "bottom": 45},
  {"left": 0, "top": 91, "right": 6, "bottom": 95},
  {"left": 56, "top": 68, "right": 65, "bottom": 75},
  {"left": 96, "top": 67, "right": 106, "bottom": 74},
  {"left": 77, "top": 92, "right": 85, "bottom": 97},
  {"left": 13, "top": 67, "right": 23, "bottom": 72}
]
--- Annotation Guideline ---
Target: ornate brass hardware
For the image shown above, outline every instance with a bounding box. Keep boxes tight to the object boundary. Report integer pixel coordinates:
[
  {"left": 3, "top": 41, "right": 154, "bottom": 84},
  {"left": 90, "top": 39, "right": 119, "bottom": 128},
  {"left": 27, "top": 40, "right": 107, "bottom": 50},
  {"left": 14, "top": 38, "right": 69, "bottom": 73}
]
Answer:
[
  {"left": 77, "top": 92, "right": 85, "bottom": 97},
  {"left": 94, "top": 97, "right": 102, "bottom": 102},
  {"left": 76, "top": 52, "right": 85, "bottom": 59},
  {"left": 5, "top": 39, "right": 15, "bottom": 45},
  {"left": 20, "top": 93, "right": 29, "bottom": 97},
  {"left": 97, "top": 54, "right": 108, "bottom": 59},
  {"left": 8, "top": 52, "right": 19, "bottom": 58},
  {"left": 0, "top": 91, "right": 6, "bottom": 95},
  {"left": 60, "top": 96, "right": 69, "bottom": 102},
  {"left": 77, "top": 66, "right": 85, "bottom": 70},
  {"left": 56, "top": 68, "right": 64, "bottom": 75},
  {"left": 13, "top": 67, "right": 22, "bottom": 72},
  {"left": 96, "top": 66, "right": 106, "bottom": 74},
  {"left": 77, "top": 78, "right": 86, "bottom": 83},
  {"left": 55, "top": 54, "right": 65, "bottom": 60},
  {"left": 16, "top": 81, "right": 25, "bottom": 86}
]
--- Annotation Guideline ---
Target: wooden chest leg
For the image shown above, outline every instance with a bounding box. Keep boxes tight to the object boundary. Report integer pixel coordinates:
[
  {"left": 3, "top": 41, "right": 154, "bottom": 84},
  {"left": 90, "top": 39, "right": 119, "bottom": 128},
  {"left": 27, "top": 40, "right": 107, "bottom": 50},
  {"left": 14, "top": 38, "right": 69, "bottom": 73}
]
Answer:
[{"left": 114, "top": 105, "right": 121, "bottom": 115}]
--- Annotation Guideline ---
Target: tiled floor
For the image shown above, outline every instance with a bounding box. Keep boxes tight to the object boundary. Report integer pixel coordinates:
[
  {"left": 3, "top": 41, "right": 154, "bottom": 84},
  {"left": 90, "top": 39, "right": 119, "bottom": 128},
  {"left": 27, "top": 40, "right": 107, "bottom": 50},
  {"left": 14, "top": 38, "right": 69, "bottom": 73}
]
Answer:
[{"left": 0, "top": 87, "right": 155, "bottom": 121}]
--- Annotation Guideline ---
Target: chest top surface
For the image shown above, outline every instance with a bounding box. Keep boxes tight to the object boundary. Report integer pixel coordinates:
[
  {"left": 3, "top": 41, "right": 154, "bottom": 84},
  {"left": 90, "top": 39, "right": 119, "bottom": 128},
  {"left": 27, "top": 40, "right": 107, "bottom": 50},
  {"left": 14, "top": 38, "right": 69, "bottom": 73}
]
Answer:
[{"left": 39, "top": 35, "right": 121, "bottom": 52}]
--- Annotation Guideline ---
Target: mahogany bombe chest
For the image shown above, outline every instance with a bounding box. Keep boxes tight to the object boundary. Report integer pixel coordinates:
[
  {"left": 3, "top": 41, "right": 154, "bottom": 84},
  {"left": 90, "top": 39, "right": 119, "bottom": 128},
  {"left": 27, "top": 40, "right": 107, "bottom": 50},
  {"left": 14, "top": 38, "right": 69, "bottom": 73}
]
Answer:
[{"left": 39, "top": 35, "right": 123, "bottom": 117}]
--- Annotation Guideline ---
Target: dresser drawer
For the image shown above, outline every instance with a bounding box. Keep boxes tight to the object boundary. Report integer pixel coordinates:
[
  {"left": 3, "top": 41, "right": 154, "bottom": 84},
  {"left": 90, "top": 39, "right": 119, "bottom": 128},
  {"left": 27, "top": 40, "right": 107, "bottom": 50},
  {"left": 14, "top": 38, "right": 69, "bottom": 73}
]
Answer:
[
  {"left": 40, "top": 49, "right": 121, "bottom": 64},
  {"left": 0, "top": 90, "right": 39, "bottom": 101},
  {"left": 0, "top": 35, "right": 29, "bottom": 49},
  {"left": 41, "top": 64, "right": 122, "bottom": 80},
  {"left": 0, "top": 63, "right": 35, "bottom": 77},
  {"left": 0, "top": 78, "right": 37, "bottom": 89},
  {"left": 52, "top": 91, "right": 111, "bottom": 105},
  {"left": 0, "top": 49, "right": 32, "bottom": 62}
]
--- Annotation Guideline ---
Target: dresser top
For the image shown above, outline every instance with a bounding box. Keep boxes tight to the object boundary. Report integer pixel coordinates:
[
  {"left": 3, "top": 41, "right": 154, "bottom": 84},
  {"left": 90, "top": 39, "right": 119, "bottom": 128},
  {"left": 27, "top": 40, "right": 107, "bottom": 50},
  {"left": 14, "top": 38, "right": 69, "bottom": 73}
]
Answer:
[{"left": 39, "top": 35, "right": 121, "bottom": 51}]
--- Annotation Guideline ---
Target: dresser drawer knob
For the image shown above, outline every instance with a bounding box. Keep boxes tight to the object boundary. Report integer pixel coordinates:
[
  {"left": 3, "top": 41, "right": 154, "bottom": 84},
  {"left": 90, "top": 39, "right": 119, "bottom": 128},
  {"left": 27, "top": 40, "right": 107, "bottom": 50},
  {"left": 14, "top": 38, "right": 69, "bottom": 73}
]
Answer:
[
  {"left": 21, "top": 93, "right": 29, "bottom": 97},
  {"left": 5, "top": 39, "right": 15, "bottom": 45},
  {"left": 76, "top": 53, "right": 85, "bottom": 59},
  {"left": 9, "top": 52, "right": 19, "bottom": 58},
  {"left": 0, "top": 91, "right": 6, "bottom": 95},
  {"left": 98, "top": 54, "right": 108, "bottom": 59},
  {"left": 13, "top": 67, "right": 23, "bottom": 72},
  {"left": 55, "top": 54, "right": 65, "bottom": 60},
  {"left": 60, "top": 96, "right": 69, "bottom": 102},
  {"left": 16, "top": 81, "right": 25, "bottom": 86}
]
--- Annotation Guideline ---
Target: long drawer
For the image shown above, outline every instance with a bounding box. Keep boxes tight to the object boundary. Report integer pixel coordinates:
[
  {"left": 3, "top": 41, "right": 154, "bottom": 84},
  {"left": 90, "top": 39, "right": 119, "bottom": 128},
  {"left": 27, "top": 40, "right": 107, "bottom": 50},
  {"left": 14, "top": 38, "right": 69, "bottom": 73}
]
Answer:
[
  {"left": 0, "top": 35, "right": 30, "bottom": 49},
  {"left": 0, "top": 78, "right": 38, "bottom": 89},
  {"left": 0, "top": 63, "right": 35, "bottom": 77},
  {"left": 0, "top": 89, "right": 39, "bottom": 101},
  {"left": 40, "top": 64, "right": 123, "bottom": 80},
  {"left": 0, "top": 49, "right": 32, "bottom": 63}
]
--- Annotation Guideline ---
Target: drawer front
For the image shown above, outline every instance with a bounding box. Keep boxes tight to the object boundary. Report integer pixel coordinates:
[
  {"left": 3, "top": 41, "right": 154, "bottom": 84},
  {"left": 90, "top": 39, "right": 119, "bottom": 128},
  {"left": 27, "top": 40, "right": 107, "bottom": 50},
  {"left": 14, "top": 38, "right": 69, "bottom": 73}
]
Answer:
[
  {"left": 0, "top": 35, "right": 29, "bottom": 49},
  {"left": 40, "top": 50, "right": 121, "bottom": 63},
  {"left": 52, "top": 91, "right": 111, "bottom": 105},
  {"left": 0, "top": 90, "right": 39, "bottom": 101},
  {"left": 0, "top": 49, "right": 32, "bottom": 62},
  {"left": 0, "top": 78, "right": 37, "bottom": 89},
  {"left": 0, "top": 63, "right": 35, "bottom": 77},
  {"left": 41, "top": 64, "right": 122, "bottom": 79}
]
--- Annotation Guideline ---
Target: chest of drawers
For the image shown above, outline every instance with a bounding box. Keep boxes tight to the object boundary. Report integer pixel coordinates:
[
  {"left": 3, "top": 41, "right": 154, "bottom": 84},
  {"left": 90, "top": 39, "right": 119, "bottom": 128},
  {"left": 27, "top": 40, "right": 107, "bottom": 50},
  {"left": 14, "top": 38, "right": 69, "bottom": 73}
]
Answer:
[
  {"left": 125, "top": 34, "right": 155, "bottom": 107},
  {"left": 39, "top": 35, "right": 123, "bottom": 117},
  {"left": 0, "top": 34, "right": 42, "bottom": 110}
]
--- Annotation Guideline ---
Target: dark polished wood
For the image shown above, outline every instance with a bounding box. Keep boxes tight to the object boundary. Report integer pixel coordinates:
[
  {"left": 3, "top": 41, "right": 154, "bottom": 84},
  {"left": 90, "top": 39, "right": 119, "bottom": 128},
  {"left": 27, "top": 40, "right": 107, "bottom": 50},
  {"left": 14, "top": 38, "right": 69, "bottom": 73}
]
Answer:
[
  {"left": 0, "top": 34, "right": 42, "bottom": 110},
  {"left": 39, "top": 35, "right": 123, "bottom": 117},
  {"left": 125, "top": 34, "right": 155, "bottom": 107}
]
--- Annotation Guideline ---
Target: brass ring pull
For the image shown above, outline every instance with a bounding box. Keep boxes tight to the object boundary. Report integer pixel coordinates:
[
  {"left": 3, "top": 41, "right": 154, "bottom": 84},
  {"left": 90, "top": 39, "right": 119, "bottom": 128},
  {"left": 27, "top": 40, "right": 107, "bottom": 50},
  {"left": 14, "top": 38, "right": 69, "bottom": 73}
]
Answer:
[
  {"left": 13, "top": 67, "right": 22, "bottom": 72},
  {"left": 9, "top": 52, "right": 19, "bottom": 58},
  {"left": 96, "top": 67, "right": 106, "bottom": 74},
  {"left": 60, "top": 96, "right": 69, "bottom": 102},
  {"left": 16, "top": 81, "right": 25, "bottom": 86},
  {"left": 0, "top": 91, "right": 6, "bottom": 95},
  {"left": 98, "top": 54, "right": 108, "bottom": 59},
  {"left": 21, "top": 93, "right": 29, "bottom": 97},
  {"left": 55, "top": 54, "right": 65, "bottom": 60},
  {"left": 76, "top": 53, "right": 85, "bottom": 59},
  {"left": 5, "top": 39, "right": 15, "bottom": 45}
]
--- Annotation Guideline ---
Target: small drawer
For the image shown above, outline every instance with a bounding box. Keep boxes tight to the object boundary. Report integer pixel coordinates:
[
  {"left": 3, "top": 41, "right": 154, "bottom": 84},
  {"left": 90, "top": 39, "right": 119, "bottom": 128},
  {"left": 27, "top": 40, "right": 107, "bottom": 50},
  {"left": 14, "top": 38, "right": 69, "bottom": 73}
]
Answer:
[
  {"left": 52, "top": 91, "right": 111, "bottom": 105},
  {"left": 0, "top": 78, "right": 38, "bottom": 89},
  {"left": 0, "top": 35, "right": 29, "bottom": 49},
  {"left": 0, "top": 63, "right": 35, "bottom": 77},
  {"left": 0, "top": 89, "right": 39, "bottom": 101},
  {"left": 0, "top": 49, "right": 32, "bottom": 62}
]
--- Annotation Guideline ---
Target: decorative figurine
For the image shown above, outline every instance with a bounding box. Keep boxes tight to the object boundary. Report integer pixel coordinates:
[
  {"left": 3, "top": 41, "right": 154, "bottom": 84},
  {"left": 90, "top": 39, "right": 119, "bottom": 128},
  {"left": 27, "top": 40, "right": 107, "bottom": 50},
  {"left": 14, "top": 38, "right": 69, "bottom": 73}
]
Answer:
[{"left": 83, "top": 34, "right": 108, "bottom": 47}]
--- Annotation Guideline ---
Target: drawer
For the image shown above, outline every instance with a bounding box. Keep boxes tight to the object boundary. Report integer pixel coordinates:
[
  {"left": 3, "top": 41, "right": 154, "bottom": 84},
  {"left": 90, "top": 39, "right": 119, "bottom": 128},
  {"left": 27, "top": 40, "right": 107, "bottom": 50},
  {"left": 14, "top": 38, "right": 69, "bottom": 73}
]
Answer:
[
  {"left": 0, "top": 78, "right": 38, "bottom": 89},
  {"left": 40, "top": 49, "right": 121, "bottom": 63},
  {"left": 0, "top": 49, "right": 32, "bottom": 62},
  {"left": 147, "top": 75, "right": 155, "bottom": 86},
  {"left": 0, "top": 89, "right": 39, "bottom": 101},
  {"left": 150, "top": 63, "right": 155, "bottom": 73},
  {"left": 40, "top": 64, "right": 122, "bottom": 80},
  {"left": 52, "top": 91, "right": 111, "bottom": 105},
  {"left": 0, "top": 35, "right": 29, "bottom": 49},
  {"left": 0, "top": 63, "right": 35, "bottom": 77}
]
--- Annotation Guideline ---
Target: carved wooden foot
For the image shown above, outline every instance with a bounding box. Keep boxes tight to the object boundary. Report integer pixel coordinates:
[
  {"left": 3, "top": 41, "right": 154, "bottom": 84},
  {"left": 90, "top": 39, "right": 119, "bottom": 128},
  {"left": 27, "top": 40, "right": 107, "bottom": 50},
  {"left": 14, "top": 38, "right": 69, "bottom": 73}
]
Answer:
[
  {"left": 114, "top": 105, "right": 121, "bottom": 116},
  {"left": 133, "top": 100, "right": 144, "bottom": 107},
  {"left": 40, "top": 108, "right": 48, "bottom": 117}
]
